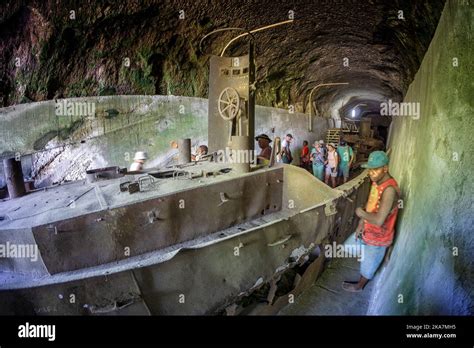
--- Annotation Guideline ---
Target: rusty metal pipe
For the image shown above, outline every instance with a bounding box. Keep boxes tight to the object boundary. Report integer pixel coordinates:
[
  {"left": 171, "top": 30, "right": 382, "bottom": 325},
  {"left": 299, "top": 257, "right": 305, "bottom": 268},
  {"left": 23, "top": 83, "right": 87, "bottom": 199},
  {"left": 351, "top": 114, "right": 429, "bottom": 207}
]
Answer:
[
  {"left": 269, "top": 136, "right": 281, "bottom": 167},
  {"left": 3, "top": 157, "right": 26, "bottom": 199},
  {"left": 230, "top": 135, "right": 251, "bottom": 173},
  {"left": 178, "top": 139, "right": 191, "bottom": 165},
  {"left": 307, "top": 82, "right": 349, "bottom": 131}
]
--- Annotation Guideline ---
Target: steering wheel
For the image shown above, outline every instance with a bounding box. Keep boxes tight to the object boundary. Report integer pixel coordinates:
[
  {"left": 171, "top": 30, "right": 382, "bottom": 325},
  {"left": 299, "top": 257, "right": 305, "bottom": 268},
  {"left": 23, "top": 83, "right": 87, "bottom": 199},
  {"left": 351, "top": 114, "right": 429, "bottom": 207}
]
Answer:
[{"left": 218, "top": 87, "right": 240, "bottom": 121}]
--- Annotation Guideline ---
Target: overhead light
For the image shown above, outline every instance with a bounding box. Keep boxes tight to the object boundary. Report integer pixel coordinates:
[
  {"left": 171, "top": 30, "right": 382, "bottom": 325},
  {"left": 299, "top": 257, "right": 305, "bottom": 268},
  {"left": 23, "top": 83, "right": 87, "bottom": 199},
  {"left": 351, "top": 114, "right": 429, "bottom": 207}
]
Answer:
[{"left": 351, "top": 109, "right": 356, "bottom": 118}]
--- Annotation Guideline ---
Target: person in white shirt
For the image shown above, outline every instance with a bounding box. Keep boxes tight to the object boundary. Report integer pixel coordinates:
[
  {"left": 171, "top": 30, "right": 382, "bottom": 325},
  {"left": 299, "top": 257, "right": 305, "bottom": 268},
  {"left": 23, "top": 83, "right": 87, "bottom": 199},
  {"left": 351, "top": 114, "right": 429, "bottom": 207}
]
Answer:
[
  {"left": 325, "top": 143, "right": 339, "bottom": 188},
  {"left": 129, "top": 151, "right": 148, "bottom": 172},
  {"left": 280, "top": 134, "right": 293, "bottom": 164}
]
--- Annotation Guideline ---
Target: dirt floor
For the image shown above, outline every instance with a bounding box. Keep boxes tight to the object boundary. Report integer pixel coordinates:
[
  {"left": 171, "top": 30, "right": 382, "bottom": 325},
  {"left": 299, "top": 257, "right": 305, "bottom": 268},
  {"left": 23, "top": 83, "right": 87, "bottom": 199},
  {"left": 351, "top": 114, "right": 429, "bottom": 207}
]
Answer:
[{"left": 278, "top": 257, "right": 377, "bottom": 315}]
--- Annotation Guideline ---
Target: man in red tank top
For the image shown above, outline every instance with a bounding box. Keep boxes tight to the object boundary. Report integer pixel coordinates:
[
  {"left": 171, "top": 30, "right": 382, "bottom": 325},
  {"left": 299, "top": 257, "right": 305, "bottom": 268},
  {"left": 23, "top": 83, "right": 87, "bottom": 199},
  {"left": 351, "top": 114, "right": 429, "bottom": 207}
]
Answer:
[{"left": 342, "top": 151, "right": 400, "bottom": 292}]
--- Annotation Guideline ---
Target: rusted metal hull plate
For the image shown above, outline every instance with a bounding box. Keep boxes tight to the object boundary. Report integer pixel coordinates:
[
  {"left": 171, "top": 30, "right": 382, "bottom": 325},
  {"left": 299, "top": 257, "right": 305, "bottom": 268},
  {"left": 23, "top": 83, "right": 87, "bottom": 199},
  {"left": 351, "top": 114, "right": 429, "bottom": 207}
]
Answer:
[
  {"left": 31, "top": 168, "right": 283, "bottom": 274},
  {"left": 0, "top": 170, "right": 370, "bottom": 315}
]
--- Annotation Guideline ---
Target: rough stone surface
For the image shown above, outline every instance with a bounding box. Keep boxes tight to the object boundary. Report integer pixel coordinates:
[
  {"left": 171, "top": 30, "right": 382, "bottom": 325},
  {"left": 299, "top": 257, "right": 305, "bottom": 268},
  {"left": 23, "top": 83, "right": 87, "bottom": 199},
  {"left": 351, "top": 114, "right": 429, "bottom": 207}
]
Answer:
[
  {"left": 1, "top": 0, "right": 444, "bottom": 117},
  {"left": 368, "top": 1, "right": 473, "bottom": 315}
]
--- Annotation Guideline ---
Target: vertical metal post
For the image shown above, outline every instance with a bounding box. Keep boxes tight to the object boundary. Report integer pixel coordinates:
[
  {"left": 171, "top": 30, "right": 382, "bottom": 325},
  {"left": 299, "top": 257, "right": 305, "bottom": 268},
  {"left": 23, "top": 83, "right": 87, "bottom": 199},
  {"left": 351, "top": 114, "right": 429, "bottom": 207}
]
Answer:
[
  {"left": 230, "top": 135, "right": 251, "bottom": 173},
  {"left": 178, "top": 138, "right": 191, "bottom": 164},
  {"left": 3, "top": 157, "right": 26, "bottom": 199},
  {"left": 248, "top": 42, "right": 255, "bottom": 152}
]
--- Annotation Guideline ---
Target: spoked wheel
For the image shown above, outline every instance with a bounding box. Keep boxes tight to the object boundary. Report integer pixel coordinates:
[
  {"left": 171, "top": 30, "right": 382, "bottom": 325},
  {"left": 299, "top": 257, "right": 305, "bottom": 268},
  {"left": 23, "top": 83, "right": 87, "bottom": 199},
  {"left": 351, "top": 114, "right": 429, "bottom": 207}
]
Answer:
[{"left": 218, "top": 87, "right": 240, "bottom": 121}]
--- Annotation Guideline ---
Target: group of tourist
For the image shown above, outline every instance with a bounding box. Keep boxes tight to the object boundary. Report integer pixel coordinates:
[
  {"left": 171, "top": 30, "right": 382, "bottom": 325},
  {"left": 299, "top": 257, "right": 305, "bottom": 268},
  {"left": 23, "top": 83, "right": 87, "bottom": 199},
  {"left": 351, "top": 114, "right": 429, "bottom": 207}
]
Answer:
[
  {"left": 255, "top": 133, "right": 354, "bottom": 188},
  {"left": 255, "top": 133, "right": 400, "bottom": 293},
  {"left": 302, "top": 139, "right": 355, "bottom": 187},
  {"left": 132, "top": 134, "right": 354, "bottom": 189}
]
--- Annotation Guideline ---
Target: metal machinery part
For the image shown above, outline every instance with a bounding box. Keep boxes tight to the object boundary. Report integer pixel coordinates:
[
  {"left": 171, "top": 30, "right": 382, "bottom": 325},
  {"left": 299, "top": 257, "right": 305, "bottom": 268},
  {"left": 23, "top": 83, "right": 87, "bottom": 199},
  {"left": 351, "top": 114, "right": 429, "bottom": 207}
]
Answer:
[
  {"left": 86, "top": 166, "right": 124, "bottom": 183},
  {"left": 178, "top": 138, "right": 192, "bottom": 165},
  {"left": 3, "top": 157, "right": 26, "bottom": 199},
  {"left": 269, "top": 137, "right": 281, "bottom": 167},
  {"left": 307, "top": 82, "right": 349, "bottom": 132},
  {"left": 230, "top": 135, "right": 251, "bottom": 173},
  {"left": 205, "top": 21, "right": 293, "bottom": 160},
  {"left": 218, "top": 87, "right": 241, "bottom": 121},
  {"left": 208, "top": 43, "right": 255, "bottom": 153},
  {"left": 203, "top": 20, "right": 294, "bottom": 164},
  {"left": 218, "top": 87, "right": 243, "bottom": 146}
]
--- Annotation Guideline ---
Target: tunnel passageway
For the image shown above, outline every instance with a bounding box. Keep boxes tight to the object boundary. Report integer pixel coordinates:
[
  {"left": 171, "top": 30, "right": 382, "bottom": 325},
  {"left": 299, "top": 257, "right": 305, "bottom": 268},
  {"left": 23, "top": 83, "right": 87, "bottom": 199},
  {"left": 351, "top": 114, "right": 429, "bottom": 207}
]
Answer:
[{"left": 0, "top": 0, "right": 472, "bottom": 321}]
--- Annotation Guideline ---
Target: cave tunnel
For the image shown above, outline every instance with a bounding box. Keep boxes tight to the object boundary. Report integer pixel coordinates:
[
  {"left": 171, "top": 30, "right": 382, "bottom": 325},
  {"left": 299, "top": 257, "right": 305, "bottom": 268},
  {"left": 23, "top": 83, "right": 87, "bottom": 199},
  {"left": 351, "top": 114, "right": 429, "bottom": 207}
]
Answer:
[{"left": 0, "top": 0, "right": 472, "bottom": 344}]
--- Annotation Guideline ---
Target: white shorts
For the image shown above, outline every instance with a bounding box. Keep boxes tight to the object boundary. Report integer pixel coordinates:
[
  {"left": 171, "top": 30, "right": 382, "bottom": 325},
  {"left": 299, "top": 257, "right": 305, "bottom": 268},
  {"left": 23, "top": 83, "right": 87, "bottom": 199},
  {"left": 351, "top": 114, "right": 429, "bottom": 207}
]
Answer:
[{"left": 326, "top": 166, "right": 337, "bottom": 177}]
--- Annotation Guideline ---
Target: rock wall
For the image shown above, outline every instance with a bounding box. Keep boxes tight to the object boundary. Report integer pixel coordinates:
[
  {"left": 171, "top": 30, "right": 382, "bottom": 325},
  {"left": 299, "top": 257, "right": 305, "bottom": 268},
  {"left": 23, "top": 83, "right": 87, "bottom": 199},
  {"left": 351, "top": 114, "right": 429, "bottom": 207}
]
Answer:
[
  {"left": 0, "top": 0, "right": 444, "bottom": 115},
  {"left": 368, "top": 0, "right": 473, "bottom": 315}
]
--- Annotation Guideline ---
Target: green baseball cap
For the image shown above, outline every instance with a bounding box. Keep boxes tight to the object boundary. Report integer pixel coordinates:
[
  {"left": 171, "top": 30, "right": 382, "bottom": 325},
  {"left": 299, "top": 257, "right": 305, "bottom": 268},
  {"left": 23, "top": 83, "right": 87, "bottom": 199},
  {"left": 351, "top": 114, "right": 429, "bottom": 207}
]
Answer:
[{"left": 361, "top": 151, "right": 389, "bottom": 169}]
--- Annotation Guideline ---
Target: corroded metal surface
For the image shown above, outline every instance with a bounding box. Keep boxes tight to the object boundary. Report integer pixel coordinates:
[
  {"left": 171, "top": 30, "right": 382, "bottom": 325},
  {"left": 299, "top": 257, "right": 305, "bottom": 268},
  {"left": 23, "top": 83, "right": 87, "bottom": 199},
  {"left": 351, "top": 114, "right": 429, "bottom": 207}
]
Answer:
[
  {"left": 3, "top": 158, "right": 26, "bottom": 198},
  {"left": 208, "top": 47, "right": 255, "bottom": 152},
  {"left": 0, "top": 164, "right": 369, "bottom": 315},
  {"left": 1, "top": 163, "right": 283, "bottom": 274}
]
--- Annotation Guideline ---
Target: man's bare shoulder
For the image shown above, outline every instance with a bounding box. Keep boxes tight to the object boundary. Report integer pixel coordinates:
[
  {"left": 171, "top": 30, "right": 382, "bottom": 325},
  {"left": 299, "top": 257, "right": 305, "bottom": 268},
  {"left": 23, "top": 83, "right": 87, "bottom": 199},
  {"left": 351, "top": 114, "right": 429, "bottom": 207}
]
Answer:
[
  {"left": 381, "top": 186, "right": 398, "bottom": 210},
  {"left": 382, "top": 185, "right": 397, "bottom": 198}
]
